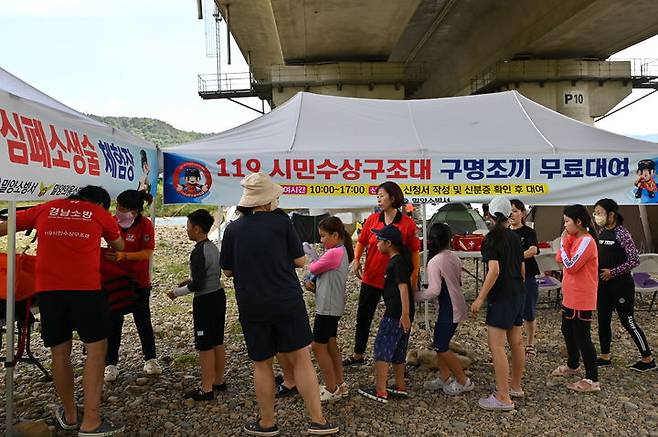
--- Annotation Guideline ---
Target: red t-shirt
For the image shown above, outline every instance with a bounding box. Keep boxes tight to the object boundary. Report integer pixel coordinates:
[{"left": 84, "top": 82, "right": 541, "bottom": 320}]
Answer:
[
  {"left": 116, "top": 216, "right": 155, "bottom": 288},
  {"left": 16, "top": 198, "right": 121, "bottom": 292},
  {"left": 359, "top": 211, "right": 420, "bottom": 290}
]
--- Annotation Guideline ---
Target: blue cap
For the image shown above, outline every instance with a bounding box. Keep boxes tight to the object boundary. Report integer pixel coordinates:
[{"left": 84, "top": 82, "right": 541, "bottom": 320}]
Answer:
[{"left": 372, "top": 224, "right": 403, "bottom": 246}]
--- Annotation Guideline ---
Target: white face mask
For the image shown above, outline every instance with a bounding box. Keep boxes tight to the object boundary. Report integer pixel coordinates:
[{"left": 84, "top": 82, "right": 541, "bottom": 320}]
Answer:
[
  {"left": 593, "top": 214, "right": 607, "bottom": 227},
  {"left": 115, "top": 210, "right": 136, "bottom": 228}
]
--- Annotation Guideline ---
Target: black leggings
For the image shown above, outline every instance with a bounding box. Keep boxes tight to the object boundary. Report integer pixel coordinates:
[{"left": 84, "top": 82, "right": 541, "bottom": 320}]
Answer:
[
  {"left": 598, "top": 276, "right": 652, "bottom": 358},
  {"left": 107, "top": 287, "right": 156, "bottom": 365},
  {"left": 353, "top": 282, "right": 384, "bottom": 355},
  {"left": 561, "top": 306, "right": 598, "bottom": 382}
]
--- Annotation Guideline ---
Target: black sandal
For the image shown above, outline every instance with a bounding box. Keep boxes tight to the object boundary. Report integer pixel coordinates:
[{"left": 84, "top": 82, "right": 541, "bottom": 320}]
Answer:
[
  {"left": 184, "top": 387, "right": 214, "bottom": 401},
  {"left": 275, "top": 382, "right": 298, "bottom": 398},
  {"left": 244, "top": 418, "right": 280, "bottom": 436},
  {"left": 213, "top": 382, "right": 228, "bottom": 392},
  {"left": 342, "top": 356, "right": 365, "bottom": 367}
]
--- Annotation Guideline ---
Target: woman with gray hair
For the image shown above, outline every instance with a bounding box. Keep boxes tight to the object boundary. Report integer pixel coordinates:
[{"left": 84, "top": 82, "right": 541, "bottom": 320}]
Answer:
[{"left": 220, "top": 172, "right": 338, "bottom": 436}]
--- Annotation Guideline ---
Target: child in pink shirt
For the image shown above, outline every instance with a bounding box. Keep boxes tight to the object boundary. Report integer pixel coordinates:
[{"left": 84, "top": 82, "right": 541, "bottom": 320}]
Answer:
[
  {"left": 304, "top": 217, "right": 354, "bottom": 402},
  {"left": 416, "top": 223, "right": 472, "bottom": 396},
  {"left": 552, "top": 204, "right": 600, "bottom": 393}
]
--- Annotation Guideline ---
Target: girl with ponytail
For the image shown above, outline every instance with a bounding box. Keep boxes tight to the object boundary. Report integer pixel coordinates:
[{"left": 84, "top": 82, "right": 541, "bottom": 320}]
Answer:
[
  {"left": 416, "top": 223, "right": 472, "bottom": 395},
  {"left": 551, "top": 204, "right": 600, "bottom": 393},
  {"left": 303, "top": 216, "right": 353, "bottom": 401},
  {"left": 471, "top": 197, "right": 526, "bottom": 411},
  {"left": 103, "top": 189, "right": 161, "bottom": 381}
]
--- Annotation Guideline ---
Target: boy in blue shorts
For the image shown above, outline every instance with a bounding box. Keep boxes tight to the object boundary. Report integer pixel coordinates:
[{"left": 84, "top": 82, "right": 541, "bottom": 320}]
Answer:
[{"left": 358, "top": 225, "right": 413, "bottom": 403}]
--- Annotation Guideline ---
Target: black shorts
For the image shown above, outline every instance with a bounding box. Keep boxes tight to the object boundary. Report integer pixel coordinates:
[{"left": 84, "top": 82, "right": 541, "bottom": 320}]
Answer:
[
  {"left": 193, "top": 290, "right": 226, "bottom": 351},
  {"left": 433, "top": 322, "right": 458, "bottom": 353},
  {"left": 485, "top": 292, "right": 524, "bottom": 330},
  {"left": 241, "top": 301, "right": 313, "bottom": 362},
  {"left": 313, "top": 314, "right": 341, "bottom": 344},
  {"left": 38, "top": 290, "right": 110, "bottom": 348}
]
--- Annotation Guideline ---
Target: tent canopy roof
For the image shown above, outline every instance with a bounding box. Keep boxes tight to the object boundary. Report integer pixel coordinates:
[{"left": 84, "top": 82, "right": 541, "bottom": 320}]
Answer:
[{"left": 169, "top": 90, "right": 656, "bottom": 155}]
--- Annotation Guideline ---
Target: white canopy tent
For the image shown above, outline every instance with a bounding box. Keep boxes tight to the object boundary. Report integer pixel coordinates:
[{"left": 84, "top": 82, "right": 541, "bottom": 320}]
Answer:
[
  {"left": 0, "top": 66, "right": 158, "bottom": 435},
  {"left": 163, "top": 91, "right": 658, "bottom": 208},
  {"left": 163, "top": 89, "right": 658, "bottom": 348}
]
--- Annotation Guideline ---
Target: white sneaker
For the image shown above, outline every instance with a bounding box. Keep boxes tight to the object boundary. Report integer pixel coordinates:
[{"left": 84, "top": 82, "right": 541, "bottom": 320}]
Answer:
[
  {"left": 143, "top": 359, "right": 162, "bottom": 376},
  {"left": 424, "top": 376, "right": 453, "bottom": 391},
  {"left": 319, "top": 385, "right": 342, "bottom": 402},
  {"left": 104, "top": 365, "right": 119, "bottom": 383},
  {"left": 443, "top": 378, "right": 475, "bottom": 396},
  {"left": 338, "top": 382, "right": 349, "bottom": 398}
]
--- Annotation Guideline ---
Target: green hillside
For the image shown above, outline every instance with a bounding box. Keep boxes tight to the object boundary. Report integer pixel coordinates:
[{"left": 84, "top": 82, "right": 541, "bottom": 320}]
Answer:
[{"left": 89, "top": 115, "right": 214, "bottom": 147}]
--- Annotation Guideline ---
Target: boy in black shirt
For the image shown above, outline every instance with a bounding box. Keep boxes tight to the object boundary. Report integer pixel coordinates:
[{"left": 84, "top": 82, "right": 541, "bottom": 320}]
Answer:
[{"left": 358, "top": 225, "right": 413, "bottom": 403}]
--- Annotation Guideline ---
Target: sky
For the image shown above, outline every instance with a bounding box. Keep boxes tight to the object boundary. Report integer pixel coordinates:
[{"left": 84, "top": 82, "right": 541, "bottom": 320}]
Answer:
[{"left": 1, "top": 0, "right": 657, "bottom": 138}]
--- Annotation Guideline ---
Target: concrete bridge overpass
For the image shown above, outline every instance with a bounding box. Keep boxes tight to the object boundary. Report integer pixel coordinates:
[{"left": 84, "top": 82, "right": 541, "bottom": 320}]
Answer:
[{"left": 201, "top": 0, "right": 658, "bottom": 123}]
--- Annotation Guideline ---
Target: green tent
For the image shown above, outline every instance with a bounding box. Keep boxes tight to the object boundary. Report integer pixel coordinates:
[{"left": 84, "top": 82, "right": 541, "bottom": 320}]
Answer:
[{"left": 429, "top": 203, "right": 487, "bottom": 235}]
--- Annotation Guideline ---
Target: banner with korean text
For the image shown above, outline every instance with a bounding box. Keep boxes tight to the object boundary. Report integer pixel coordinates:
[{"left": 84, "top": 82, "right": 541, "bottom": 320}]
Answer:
[
  {"left": 0, "top": 92, "right": 158, "bottom": 201},
  {"left": 163, "top": 152, "right": 656, "bottom": 207}
]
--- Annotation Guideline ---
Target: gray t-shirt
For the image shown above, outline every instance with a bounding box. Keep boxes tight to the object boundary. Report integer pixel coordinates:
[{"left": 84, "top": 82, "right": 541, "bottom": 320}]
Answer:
[
  {"left": 311, "top": 246, "right": 349, "bottom": 317},
  {"left": 175, "top": 239, "right": 222, "bottom": 298}
]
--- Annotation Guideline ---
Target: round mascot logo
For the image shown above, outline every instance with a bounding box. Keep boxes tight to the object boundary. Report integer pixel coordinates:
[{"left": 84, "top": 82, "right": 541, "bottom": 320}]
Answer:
[{"left": 172, "top": 162, "right": 212, "bottom": 199}]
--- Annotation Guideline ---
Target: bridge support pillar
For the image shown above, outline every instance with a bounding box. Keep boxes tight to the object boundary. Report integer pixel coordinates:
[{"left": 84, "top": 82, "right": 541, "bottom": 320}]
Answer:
[{"left": 470, "top": 59, "right": 633, "bottom": 125}]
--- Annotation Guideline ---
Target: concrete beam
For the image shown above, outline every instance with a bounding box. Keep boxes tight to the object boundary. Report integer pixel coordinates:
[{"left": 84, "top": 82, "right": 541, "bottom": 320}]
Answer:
[
  {"left": 406, "top": 0, "right": 658, "bottom": 98},
  {"left": 270, "top": 0, "right": 421, "bottom": 63},
  {"left": 216, "top": 0, "right": 283, "bottom": 80}
]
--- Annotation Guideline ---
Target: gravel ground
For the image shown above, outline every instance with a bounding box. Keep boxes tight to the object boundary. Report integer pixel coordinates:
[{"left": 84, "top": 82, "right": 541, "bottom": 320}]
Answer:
[{"left": 2, "top": 225, "right": 658, "bottom": 436}]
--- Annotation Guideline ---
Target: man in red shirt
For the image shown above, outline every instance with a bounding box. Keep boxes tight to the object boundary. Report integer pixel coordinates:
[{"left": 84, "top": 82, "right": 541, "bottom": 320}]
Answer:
[{"left": 1, "top": 186, "right": 124, "bottom": 436}]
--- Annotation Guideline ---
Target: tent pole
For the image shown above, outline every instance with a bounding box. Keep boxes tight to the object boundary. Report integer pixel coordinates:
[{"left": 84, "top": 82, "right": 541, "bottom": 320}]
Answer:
[
  {"left": 149, "top": 199, "right": 156, "bottom": 277},
  {"left": 421, "top": 203, "right": 429, "bottom": 331},
  {"left": 638, "top": 205, "right": 653, "bottom": 252},
  {"left": 5, "top": 201, "right": 17, "bottom": 436}
]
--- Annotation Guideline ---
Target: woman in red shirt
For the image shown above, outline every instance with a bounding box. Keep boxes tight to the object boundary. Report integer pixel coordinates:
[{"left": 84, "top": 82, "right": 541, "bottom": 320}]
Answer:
[
  {"left": 343, "top": 182, "right": 420, "bottom": 366},
  {"left": 103, "top": 189, "right": 160, "bottom": 382}
]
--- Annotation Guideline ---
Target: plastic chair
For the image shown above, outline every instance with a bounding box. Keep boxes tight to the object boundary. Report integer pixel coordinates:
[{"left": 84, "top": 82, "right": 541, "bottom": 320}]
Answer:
[
  {"left": 632, "top": 253, "right": 658, "bottom": 311},
  {"left": 535, "top": 252, "right": 562, "bottom": 309},
  {"left": 0, "top": 298, "right": 51, "bottom": 381}
]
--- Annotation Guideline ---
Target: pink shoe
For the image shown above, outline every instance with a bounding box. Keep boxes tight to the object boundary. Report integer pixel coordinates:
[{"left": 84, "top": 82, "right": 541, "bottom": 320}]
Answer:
[
  {"left": 567, "top": 378, "right": 601, "bottom": 393},
  {"left": 478, "top": 394, "right": 514, "bottom": 411}
]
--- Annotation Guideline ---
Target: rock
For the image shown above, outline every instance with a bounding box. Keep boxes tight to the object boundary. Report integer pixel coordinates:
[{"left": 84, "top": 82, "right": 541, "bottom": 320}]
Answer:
[
  {"left": 126, "top": 385, "right": 147, "bottom": 395},
  {"left": 357, "top": 432, "right": 368, "bottom": 437},
  {"left": 184, "top": 398, "right": 195, "bottom": 408},
  {"left": 559, "top": 344, "right": 568, "bottom": 358},
  {"left": 164, "top": 421, "right": 175, "bottom": 430},
  {"left": 14, "top": 421, "right": 52, "bottom": 437},
  {"left": 624, "top": 402, "right": 639, "bottom": 411},
  {"left": 451, "top": 421, "right": 469, "bottom": 432},
  {"left": 107, "top": 396, "right": 120, "bottom": 403},
  {"left": 157, "top": 408, "right": 169, "bottom": 416},
  {"left": 135, "top": 377, "right": 149, "bottom": 386}
]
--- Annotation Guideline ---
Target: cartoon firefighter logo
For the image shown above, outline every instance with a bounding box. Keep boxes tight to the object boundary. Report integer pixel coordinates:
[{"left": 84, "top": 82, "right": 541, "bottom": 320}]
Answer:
[
  {"left": 172, "top": 162, "right": 212, "bottom": 199},
  {"left": 635, "top": 159, "right": 657, "bottom": 199}
]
